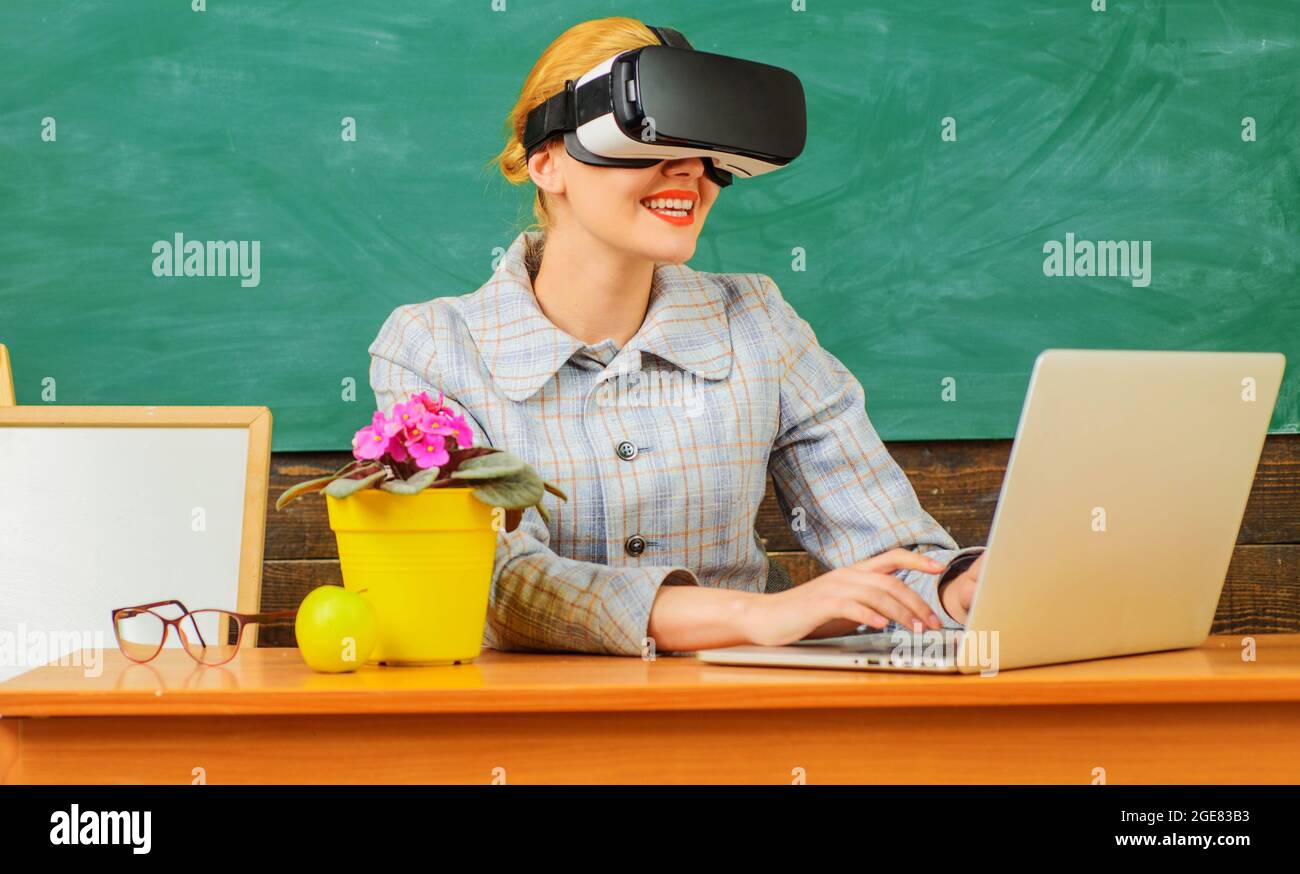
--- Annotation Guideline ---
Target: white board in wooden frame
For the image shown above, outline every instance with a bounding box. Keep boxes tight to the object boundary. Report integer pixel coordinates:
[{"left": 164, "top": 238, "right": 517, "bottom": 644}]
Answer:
[
  {"left": 0, "top": 406, "right": 272, "bottom": 677},
  {"left": 0, "top": 344, "right": 13, "bottom": 407}
]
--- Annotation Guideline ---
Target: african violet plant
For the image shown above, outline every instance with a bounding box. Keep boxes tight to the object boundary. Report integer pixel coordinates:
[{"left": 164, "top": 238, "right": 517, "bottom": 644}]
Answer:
[{"left": 275, "top": 391, "right": 565, "bottom": 529}]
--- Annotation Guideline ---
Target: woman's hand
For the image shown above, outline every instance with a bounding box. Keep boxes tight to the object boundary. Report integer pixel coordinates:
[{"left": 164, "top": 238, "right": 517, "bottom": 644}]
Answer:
[
  {"left": 738, "top": 549, "right": 949, "bottom": 647},
  {"left": 937, "top": 551, "right": 986, "bottom": 624}
]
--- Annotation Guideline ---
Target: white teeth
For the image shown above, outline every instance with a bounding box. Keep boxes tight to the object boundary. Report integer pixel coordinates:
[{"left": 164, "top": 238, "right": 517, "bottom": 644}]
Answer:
[{"left": 642, "top": 197, "right": 694, "bottom": 211}]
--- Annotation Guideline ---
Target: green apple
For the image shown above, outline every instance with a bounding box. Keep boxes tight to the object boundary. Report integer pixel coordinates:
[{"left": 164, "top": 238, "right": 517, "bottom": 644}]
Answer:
[{"left": 295, "top": 586, "right": 377, "bottom": 673}]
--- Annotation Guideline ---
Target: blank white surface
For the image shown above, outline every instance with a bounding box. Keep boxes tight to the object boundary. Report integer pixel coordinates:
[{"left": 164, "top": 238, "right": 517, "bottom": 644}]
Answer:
[{"left": 0, "top": 427, "right": 249, "bottom": 682}]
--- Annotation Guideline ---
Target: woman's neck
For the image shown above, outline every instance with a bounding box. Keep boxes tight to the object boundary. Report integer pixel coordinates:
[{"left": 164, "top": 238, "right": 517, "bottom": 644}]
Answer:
[{"left": 529, "top": 227, "right": 655, "bottom": 348}]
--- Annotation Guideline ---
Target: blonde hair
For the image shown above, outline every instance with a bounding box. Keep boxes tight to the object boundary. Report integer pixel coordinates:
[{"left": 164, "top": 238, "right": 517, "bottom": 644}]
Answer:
[{"left": 488, "top": 17, "right": 661, "bottom": 236}]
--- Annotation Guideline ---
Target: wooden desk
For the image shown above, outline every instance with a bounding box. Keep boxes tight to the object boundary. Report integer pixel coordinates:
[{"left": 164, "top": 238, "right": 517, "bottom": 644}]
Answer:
[{"left": 3, "top": 635, "right": 1299, "bottom": 784}]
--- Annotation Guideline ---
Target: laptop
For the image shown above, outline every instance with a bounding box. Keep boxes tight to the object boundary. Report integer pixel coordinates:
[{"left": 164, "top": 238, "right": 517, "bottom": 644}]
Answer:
[{"left": 697, "top": 349, "right": 1285, "bottom": 674}]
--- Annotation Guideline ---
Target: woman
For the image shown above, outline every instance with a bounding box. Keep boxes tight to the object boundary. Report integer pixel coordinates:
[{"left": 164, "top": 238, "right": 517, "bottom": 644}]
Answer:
[{"left": 369, "top": 17, "right": 986, "bottom": 656}]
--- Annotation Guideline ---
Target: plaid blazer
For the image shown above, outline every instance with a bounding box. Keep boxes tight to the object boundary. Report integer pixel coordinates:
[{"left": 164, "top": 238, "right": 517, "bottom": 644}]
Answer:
[{"left": 369, "top": 230, "right": 984, "bottom": 655}]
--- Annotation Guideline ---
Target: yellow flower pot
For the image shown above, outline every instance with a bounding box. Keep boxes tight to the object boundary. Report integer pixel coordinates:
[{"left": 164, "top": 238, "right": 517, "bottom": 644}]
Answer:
[{"left": 325, "top": 487, "right": 497, "bottom": 666}]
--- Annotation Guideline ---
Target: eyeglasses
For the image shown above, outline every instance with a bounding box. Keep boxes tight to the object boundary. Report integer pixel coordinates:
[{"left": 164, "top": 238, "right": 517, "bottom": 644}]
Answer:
[{"left": 111, "top": 599, "right": 297, "bottom": 666}]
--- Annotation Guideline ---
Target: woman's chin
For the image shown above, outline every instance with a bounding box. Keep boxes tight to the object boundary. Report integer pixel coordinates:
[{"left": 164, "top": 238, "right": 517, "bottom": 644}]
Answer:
[
  {"left": 631, "top": 223, "right": 699, "bottom": 263},
  {"left": 646, "top": 241, "right": 696, "bottom": 265}
]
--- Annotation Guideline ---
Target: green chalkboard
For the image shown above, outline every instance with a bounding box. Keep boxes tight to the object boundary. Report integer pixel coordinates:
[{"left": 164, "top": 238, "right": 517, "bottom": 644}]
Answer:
[{"left": 2, "top": 1, "right": 1296, "bottom": 449}]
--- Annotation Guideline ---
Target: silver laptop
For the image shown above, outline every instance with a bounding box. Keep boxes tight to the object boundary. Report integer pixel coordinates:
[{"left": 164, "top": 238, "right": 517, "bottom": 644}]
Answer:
[{"left": 697, "top": 349, "right": 1285, "bottom": 674}]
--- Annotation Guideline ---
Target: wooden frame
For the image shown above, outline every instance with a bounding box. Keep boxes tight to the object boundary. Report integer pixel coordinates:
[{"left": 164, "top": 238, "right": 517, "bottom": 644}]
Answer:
[
  {"left": 0, "top": 406, "right": 273, "bottom": 643},
  {"left": 0, "top": 344, "right": 13, "bottom": 406}
]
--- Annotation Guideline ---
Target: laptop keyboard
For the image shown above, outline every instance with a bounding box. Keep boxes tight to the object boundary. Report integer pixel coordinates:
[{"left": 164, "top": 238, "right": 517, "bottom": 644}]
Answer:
[{"left": 793, "top": 630, "right": 965, "bottom": 654}]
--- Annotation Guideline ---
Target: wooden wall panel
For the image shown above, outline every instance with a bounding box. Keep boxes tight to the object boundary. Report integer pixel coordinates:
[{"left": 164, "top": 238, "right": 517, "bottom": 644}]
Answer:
[{"left": 258, "top": 436, "right": 1300, "bottom": 639}]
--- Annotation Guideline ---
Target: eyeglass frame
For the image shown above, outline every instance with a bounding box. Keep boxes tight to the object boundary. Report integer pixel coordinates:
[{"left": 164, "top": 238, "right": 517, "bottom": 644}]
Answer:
[{"left": 110, "top": 599, "right": 297, "bottom": 666}]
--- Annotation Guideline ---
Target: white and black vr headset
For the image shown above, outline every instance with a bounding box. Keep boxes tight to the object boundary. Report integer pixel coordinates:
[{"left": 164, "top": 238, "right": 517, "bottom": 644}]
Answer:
[{"left": 522, "top": 25, "right": 806, "bottom": 188}]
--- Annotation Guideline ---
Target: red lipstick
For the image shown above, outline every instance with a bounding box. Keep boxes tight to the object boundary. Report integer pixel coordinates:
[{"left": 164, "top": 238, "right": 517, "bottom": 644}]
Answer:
[{"left": 639, "top": 188, "right": 698, "bottom": 227}]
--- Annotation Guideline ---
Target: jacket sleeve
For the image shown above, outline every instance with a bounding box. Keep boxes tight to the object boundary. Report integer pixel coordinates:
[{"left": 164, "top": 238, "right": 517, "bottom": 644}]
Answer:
[
  {"left": 368, "top": 304, "right": 699, "bottom": 655},
  {"left": 758, "top": 277, "right": 985, "bottom": 628}
]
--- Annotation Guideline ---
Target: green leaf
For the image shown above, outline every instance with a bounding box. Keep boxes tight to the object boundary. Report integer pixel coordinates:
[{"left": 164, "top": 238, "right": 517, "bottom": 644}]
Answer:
[
  {"left": 379, "top": 467, "right": 440, "bottom": 495},
  {"left": 470, "top": 466, "right": 544, "bottom": 509},
  {"left": 425, "top": 477, "right": 462, "bottom": 488},
  {"left": 441, "top": 446, "right": 497, "bottom": 470},
  {"left": 274, "top": 475, "right": 339, "bottom": 511},
  {"left": 323, "top": 469, "right": 387, "bottom": 498},
  {"left": 332, "top": 458, "right": 367, "bottom": 477},
  {"left": 449, "top": 450, "right": 527, "bottom": 481}
]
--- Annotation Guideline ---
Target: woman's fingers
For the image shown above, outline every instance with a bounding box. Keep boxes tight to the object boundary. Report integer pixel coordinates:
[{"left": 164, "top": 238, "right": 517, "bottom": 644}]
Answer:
[
  {"left": 952, "top": 575, "right": 979, "bottom": 611},
  {"left": 852, "top": 547, "right": 947, "bottom": 576},
  {"left": 834, "top": 599, "right": 890, "bottom": 631},
  {"left": 844, "top": 548, "right": 951, "bottom": 629},
  {"left": 834, "top": 571, "right": 940, "bottom": 630}
]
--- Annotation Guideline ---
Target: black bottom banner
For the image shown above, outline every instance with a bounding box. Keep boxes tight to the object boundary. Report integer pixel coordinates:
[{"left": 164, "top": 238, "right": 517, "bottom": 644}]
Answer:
[{"left": 3, "top": 784, "right": 1290, "bottom": 857}]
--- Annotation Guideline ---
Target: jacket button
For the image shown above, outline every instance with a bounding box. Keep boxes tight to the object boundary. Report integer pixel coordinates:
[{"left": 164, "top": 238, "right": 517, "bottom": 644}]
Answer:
[
  {"left": 624, "top": 535, "right": 646, "bottom": 556},
  {"left": 615, "top": 440, "right": 638, "bottom": 461}
]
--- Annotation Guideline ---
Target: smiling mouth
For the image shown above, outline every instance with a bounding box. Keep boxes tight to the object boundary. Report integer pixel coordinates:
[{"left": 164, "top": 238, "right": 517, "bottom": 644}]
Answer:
[
  {"left": 639, "top": 194, "right": 697, "bottom": 225},
  {"left": 640, "top": 197, "right": 694, "bottom": 217}
]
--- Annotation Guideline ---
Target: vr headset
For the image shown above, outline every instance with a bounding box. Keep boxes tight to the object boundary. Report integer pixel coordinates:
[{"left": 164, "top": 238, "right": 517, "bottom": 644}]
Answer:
[{"left": 522, "top": 25, "right": 806, "bottom": 188}]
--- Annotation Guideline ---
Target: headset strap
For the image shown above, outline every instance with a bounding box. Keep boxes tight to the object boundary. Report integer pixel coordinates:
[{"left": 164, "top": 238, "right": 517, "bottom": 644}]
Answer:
[
  {"left": 647, "top": 25, "right": 694, "bottom": 50},
  {"left": 523, "top": 80, "right": 574, "bottom": 155},
  {"left": 523, "top": 24, "right": 693, "bottom": 157}
]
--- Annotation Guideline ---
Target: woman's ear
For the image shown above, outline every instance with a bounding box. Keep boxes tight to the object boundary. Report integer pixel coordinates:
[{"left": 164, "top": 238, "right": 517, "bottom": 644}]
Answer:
[{"left": 527, "top": 141, "right": 566, "bottom": 197}]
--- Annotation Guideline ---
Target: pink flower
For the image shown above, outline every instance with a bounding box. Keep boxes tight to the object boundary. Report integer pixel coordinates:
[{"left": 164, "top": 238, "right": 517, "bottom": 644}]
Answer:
[
  {"left": 350, "top": 395, "right": 472, "bottom": 469},
  {"left": 409, "top": 392, "right": 474, "bottom": 449},
  {"left": 391, "top": 400, "right": 426, "bottom": 434},
  {"left": 412, "top": 391, "right": 446, "bottom": 414},
  {"left": 407, "top": 432, "right": 450, "bottom": 469},
  {"left": 387, "top": 434, "right": 410, "bottom": 463},
  {"left": 395, "top": 405, "right": 444, "bottom": 446},
  {"left": 445, "top": 413, "right": 473, "bottom": 449},
  {"left": 352, "top": 425, "right": 386, "bottom": 459},
  {"left": 351, "top": 410, "right": 401, "bottom": 460}
]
